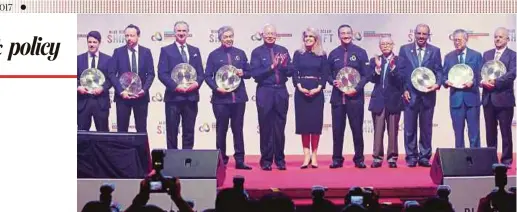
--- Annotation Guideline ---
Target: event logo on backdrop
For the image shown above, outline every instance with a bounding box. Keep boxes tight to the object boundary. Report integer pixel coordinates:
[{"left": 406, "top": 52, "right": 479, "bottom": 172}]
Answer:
[
  {"left": 320, "top": 29, "right": 334, "bottom": 43},
  {"left": 156, "top": 121, "right": 168, "bottom": 135},
  {"left": 363, "top": 31, "right": 391, "bottom": 39},
  {"left": 152, "top": 31, "right": 192, "bottom": 42},
  {"left": 510, "top": 29, "right": 516, "bottom": 42},
  {"left": 209, "top": 29, "right": 220, "bottom": 43},
  {"left": 198, "top": 123, "right": 211, "bottom": 133},
  {"left": 250, "top": 32, "right": 293, "bottom": 41},
  {"left": 448, "top": 30, "right": 490, "bottom": 40},
  {"left": 152, "top": 92, "right": 164, "bottom": 102},
  {"left": 77, "top": 33, "right": 87, "bottom": 40},
  {"left": 408, "top": 29, "right": 432, "bottom": 43},
  {"left": 106, "top": 30, "right": 126, "bottom": 44}
]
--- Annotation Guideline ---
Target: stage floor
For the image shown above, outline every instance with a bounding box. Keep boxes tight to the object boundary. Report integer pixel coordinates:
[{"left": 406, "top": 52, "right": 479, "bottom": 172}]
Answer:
[{"left": 220, "top": 154, "right": 516, "bottom": 204}]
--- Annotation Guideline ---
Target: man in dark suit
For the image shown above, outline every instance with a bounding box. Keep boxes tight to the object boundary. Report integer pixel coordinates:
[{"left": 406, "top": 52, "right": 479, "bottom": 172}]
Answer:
[
  {"left": 481, "top": 27, "right": 516, "bottom": 167},
  {"left": 399, "top": 24, "right": 443, "bottom": 167},
  {"left": 108, "top": 24, "right": 155, "bottom": 133},
  {"left": 158, "top": 21, "right": 204, "bottom": 149},
  {"left": 204, "top": 26, "right": 252, "bottom": 170},
  {"left": 367, "top": 36, "right": 404, "bottom": 168},
  {"left": 443, "top": 29, "right": 482, "bottom": 148},
  {"left": 77, "top": 31, "right": 112, "bottom": 131},
  {"left": 250, "top": 24, "right": 292, "bottom": 171},
  {"left": 328, "top": 24, "right": 369, "bottom": 169}
]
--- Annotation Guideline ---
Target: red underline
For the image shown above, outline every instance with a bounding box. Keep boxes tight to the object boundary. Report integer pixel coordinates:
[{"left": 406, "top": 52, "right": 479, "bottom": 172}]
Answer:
[{"left": 0, "top": 75, "right": 77, "bottom": 78}]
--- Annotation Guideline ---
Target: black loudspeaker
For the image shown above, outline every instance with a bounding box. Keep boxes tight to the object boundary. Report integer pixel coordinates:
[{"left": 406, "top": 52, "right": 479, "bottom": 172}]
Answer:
[
  {"left": 430, "top": 147, "right": 498, "bottom": 185},
  {"left": 161, "top": 149, "right": 226, "bottom": 187}
]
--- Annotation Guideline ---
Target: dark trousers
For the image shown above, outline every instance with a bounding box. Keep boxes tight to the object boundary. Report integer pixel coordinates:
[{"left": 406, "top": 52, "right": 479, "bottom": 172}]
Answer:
[
  {"left": 77, "top": 98, "right": 110, "bottom": 131},
  {"left": 212, "top": 103, "right": 246, "bottom": 164},
  {"left": 484, "top": 102, "right": 514, "bottom": 165},
  {"left": 450, "top": 102, "right": 480, "bottom": 148},
  {"left": 372, "top": 109, "right": 400, "bottom": 162},
  {"left": 257, "top": 87, "right": 288, "bottom": 167},
  {"left": 331, "top": 103, "right": 365, "bottom": 164},
  {"left": 116, "top": 101, "right": 149, "bottom": 133},
  {"left": 165, "top": 101, "right": 198, "bottom": 149},
  {"left": 404, "top": 104, "right": 434, "bottom": 163}
]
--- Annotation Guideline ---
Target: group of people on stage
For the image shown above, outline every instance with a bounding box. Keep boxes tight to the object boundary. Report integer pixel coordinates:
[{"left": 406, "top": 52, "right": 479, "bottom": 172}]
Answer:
[{"left": 77, "top": 21, "right": 515, "bottom": 171}]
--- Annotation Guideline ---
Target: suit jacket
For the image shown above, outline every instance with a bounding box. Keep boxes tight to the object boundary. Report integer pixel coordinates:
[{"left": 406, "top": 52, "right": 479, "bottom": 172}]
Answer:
[
  {"left": 442, "top": 48, "right": 482, "bottom": 108},
  {"left": 398, "top": 43, "right": 443, "bottom": 108},
  {"left": 157, "top": 43, "right": 204, "bottom": 102},
  {"left": 327, "top": 43, "right": 369, "bottom": 105},
  {"left": 204, "top": 46, "right": 252, "bottom": 104},
  {"left": 481, "top": 47, "right": 516, "bottom": 107},
  {"left": 77, "top": 51, "right": 112, "bottom": 111},
  {"left": 367, "top": 55, "right": 404, "bottom": 113},
  {"left": 108, "top": 45, "right": 155, "bottom": 103}
]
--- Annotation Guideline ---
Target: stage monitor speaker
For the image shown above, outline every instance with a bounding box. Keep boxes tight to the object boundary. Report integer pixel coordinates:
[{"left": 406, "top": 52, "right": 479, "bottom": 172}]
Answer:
[
  {"left": 77, "top": 131, "right": 151, "bottom": 178},
  {"left": 161, "top": 149, "right": 226, "bottom": 187},
  {"left": 430, "top": 147, "right": 498, "bottom": 185}
]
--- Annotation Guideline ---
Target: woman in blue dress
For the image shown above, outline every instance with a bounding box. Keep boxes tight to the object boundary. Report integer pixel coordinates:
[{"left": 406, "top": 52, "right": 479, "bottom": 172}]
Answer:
[{"left": 292, "top": 27, "right": 329, "bottom": 169}]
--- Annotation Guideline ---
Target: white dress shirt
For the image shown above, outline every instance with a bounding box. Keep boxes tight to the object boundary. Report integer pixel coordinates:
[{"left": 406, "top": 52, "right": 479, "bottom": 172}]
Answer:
[
  {"left": 127, "top": 44, "right": 139, "bottom": 72},
  {"left": 88, "top": 51, "right": 99, "bottom": 69},
  {"left": 175, "top": 42, "right": 190, "bottom": 62},
  {"left": 494, "top": 46, "right": 507, "bottom": 61}
]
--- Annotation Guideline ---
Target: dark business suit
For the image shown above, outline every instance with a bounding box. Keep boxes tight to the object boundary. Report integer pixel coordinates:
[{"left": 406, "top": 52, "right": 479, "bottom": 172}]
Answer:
[
  {"left": 205, "top": 46, "right": 252, "bottom": 165},
  {"left": 158, "top": 42, "right": 204, "bottom": 149},
  {"left": 108, "top": 45, "right": 155, "bottom": 133},
  {"left": 77, "top": 51, "right": 112, "bottom": 131},
  {"left": 367, "top": 55, "right": 404, "bottom": 163},
  {"left": 442, "top": 48, "right": 482, "bottom": 148},
  {"left": 398, "top": 43, "right": 443, "bottom": 165},
  {"left": 250, "top": 44, "right": 292, "bottom": 168},
  {"left": 482, "top": 47, "right": 516, "bottom": 165},
  {"left": 327, "top": 44, "right": 369, "bottom": 166}
]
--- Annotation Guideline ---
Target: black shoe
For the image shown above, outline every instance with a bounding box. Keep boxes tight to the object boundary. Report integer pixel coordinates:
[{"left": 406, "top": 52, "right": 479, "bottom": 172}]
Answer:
[
  {"left": 236, "top": 163, "right": 252, "bottom": 170},
  {"left": 277, "top": 165, "right": 286, "bottom": 170},
  {"left": 407, "top": 162, "right": 417, "bottom": 167},
  {"left": 355, "top": 162, "right": 367, "bottom": 169},
  {"left": 418, "top": 161, "right": 431, "bottom": 167},
  {"left": 300, "top": 165, "right": 308, "bottom": 169},
  {"left": 311, "top": 164, "right": 318, "bottom": 169},
  {"left": 329, "top": 162, "right": 343, "bottom": 169},
  {"left": 370, "top": 161, "right": 382, "bottom": 168},
  {"left": 388, "top": 162, "right": 397, "bottom": 168},
  {"left": 261, "top": 165, "right": 272, "bottom": 171}
]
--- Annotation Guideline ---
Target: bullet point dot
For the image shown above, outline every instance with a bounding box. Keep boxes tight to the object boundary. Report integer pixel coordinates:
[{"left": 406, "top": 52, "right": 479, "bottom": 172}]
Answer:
[{"left": 21, "top": 4, "right": 26, "bottom": 10}]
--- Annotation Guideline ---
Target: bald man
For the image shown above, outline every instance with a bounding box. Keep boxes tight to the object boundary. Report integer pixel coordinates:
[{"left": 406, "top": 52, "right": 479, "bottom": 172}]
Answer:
[
  {"left": 481, "top": 27, "right": 516, "bottom": 167},
  {"left": 367, "top": 36, "right": 404, "bottom": 168},
  {"left": 250, "top": 24, "right": 293, "bottom": 171},
  {"left": 398, "top": 24, "right": 443, "bottom": 168}
]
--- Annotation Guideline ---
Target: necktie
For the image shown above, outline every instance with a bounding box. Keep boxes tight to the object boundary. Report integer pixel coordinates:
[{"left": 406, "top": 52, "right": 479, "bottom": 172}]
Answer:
[
  {"left": 131, "top": 48, "right": 137, "bottom": 73},
  {"left": 342, "top": 48, "right": 348, "bottom": 104},
  {"left": 180, "top": 45, "right": 188, "bottom": 63},
  {"left": 270, "top": 48, "right": 279, "bottom": 84},
  {"left": 91, "top": 54, "right": 96, "bottom": 69},
  {"left": 459, "top": 52, "right": 465, "bottom": 64},
  {"left": 494, "top": 52, "right": 501, "bottom": 61},
  {"left": 382, "top": 58, "right": 389, "bottom": 88},
  {"left": 417, "top": 48, "right": 423, "bottom": 67}
]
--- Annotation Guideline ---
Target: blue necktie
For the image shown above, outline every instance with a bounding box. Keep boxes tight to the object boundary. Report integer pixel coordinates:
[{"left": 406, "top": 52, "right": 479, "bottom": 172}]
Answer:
[
  {"left": 180, "top": 45, "right": 188, "bottom": 63},
  {"left": 417, "top": 48, "right": 423, "bottom": 67},
  {"left": 131, "top": 48, "right": 137, "bottom": 73},
  {"left": 459, "top": 52, "right": 464, "bottom": 64},
  {"left": 91, "top": 54, "right": 96, "bottom": 69},
  {"left": 382, "top": 59, "right": 389, "bottom": 88}
]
